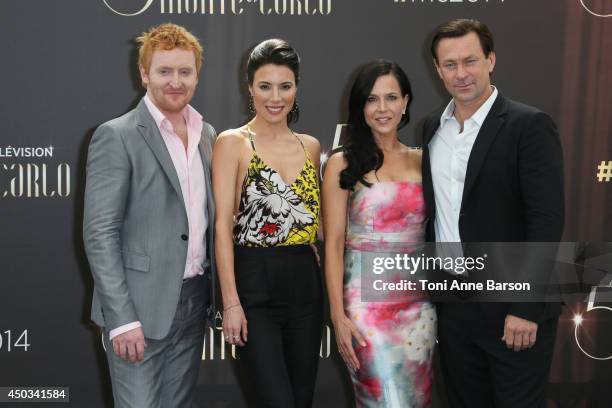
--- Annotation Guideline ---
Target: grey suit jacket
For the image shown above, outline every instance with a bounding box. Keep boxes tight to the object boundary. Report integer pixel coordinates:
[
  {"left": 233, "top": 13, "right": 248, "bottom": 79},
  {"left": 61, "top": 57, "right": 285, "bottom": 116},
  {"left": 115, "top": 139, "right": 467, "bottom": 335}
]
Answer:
[{"left": 83, "top": 99, "right": 216, "bottom": 340}]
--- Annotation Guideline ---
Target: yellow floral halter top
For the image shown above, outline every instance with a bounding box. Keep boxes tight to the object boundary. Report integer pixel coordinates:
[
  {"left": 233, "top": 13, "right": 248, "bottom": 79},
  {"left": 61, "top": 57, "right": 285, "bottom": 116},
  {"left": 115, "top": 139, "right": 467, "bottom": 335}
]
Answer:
[{"left": 233, "top": 127, "right": 320, "bottom": 247}]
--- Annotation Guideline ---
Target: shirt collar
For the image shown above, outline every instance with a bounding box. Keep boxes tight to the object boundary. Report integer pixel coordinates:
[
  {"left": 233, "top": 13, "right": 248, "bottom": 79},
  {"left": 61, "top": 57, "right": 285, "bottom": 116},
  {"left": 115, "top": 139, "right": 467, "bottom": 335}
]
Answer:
[
  {"left": 439, "top": 98, "right": 456, "bottom": 127},
  {"left": 470, "top": 86, "right": 498, "bottom": 126},
  {"left": 143, "top": 93, "right": 203, "bottom": 132},
  {"left": 439, "top": 86, "right": 499, "bottom": 128}
]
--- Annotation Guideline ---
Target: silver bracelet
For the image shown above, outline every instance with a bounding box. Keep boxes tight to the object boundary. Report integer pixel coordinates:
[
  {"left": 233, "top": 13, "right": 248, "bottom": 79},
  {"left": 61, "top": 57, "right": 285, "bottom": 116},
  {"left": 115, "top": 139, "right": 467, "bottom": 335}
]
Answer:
[{"left": 223, "top": 303, "right": 242, "bottom": 312}]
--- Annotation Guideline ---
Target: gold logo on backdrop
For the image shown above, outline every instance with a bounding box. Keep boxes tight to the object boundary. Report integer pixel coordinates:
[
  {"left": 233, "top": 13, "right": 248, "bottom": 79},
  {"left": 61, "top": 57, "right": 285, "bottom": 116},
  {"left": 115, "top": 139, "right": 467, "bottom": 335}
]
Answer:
[
  {"left": 103, "top": 0, "right": 332, "bottom": 16},
  {"left": 580, "top": 0, "right": 612, "bottom": 18},
  {"left": 596, "top": 161, "right": 612, "bottom": 182},
  {"left": 573, "top": 286, "right": 612, "bottom": 360}
]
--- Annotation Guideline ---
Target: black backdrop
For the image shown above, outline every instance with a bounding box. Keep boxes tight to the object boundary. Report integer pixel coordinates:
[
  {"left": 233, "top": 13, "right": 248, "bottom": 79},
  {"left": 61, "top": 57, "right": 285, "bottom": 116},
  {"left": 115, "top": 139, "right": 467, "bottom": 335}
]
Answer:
[{"left": 1, "top": 0, "right": 611, "bottom": 406}]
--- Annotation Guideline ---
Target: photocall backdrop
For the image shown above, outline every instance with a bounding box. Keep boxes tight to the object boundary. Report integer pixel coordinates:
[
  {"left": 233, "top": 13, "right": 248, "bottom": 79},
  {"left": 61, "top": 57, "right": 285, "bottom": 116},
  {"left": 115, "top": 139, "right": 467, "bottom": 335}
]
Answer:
[{"left": 1, "top": 0, "right": 611, "bottom": 406}]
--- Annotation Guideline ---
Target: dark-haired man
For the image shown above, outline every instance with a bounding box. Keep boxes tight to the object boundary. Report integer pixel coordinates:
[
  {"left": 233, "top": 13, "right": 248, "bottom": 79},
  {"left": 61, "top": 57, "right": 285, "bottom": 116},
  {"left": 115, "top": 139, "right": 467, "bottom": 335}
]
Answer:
[{"left": 422, "top": 19, "right": 564, "bottom": 407}]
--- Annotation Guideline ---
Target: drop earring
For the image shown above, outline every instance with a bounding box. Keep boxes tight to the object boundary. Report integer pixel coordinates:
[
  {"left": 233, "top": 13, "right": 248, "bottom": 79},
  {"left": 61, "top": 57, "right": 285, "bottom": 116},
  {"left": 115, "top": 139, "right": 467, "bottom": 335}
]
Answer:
[{"left": 248, "top": 95, "right": 255, "bottom": 113}]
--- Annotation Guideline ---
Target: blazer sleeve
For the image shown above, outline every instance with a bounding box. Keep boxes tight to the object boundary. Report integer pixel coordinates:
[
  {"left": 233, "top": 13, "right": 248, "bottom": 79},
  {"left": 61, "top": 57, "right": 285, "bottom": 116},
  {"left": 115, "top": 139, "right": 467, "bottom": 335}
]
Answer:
[
  {"left": 517, "top": 111, "right": 564, "bottom": 242},
  {"left": 83, "top": 123, "right": 138, "bottom": 331},
  {"left": 200, "top": 121, "right": 217, "bottom": 162},
  {"left": 509, "top": 111, "right": 564, "bottom": 322}
]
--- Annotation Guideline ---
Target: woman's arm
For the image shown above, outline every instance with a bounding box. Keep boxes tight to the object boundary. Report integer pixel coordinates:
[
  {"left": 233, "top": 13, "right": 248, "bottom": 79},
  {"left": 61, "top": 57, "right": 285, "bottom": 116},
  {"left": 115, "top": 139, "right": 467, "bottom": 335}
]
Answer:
[
  {"left": 212, "top": 131, "right": 248, "bottom": 346},
  {"left": 302, "top": 134, "right": 324, "bottom": 257},
  {"left": 322, "top": 152, "right": 366, "bottom": 370}
]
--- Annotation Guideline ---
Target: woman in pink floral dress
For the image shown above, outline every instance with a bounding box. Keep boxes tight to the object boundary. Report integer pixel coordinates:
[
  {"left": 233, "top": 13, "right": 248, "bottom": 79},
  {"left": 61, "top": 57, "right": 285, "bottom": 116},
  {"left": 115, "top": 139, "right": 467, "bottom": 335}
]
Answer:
[{"left": 323, "top": 60, "right": 436, "bottom": 407}]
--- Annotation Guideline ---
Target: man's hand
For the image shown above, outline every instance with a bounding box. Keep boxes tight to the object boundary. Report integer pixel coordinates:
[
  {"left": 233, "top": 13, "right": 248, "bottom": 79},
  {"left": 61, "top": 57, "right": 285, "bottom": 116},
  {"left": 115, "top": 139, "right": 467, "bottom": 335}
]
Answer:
[
  {"left": 502, "top": 314, "right": 537, "bottom": 351},
  {"left": 112, "top": 327, "right": 147, "bottom": 362}
]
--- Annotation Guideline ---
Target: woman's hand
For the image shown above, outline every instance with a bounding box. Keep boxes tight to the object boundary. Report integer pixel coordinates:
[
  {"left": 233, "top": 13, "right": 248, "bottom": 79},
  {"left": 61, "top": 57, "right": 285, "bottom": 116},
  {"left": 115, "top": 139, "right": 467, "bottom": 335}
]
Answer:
[
  {"left": 223, "top": 305, "right": 248, "bottom": 347},
  {"left": 332, "top": 313, "right": 367, "bottom": 371}
]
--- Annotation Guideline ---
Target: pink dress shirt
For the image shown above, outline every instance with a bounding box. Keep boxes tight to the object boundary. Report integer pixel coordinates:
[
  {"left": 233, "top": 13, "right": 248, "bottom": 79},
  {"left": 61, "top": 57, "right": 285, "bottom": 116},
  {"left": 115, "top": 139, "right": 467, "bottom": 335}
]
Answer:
[{"left": 109, "top": 94, "right": 207, "bottom": 340}]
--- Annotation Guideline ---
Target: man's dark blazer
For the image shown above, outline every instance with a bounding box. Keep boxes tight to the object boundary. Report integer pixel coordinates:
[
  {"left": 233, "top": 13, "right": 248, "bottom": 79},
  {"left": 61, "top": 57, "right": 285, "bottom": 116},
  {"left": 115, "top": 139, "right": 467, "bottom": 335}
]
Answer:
[{"left": 422, "top": 93, "right": 564, "bottom": 323}]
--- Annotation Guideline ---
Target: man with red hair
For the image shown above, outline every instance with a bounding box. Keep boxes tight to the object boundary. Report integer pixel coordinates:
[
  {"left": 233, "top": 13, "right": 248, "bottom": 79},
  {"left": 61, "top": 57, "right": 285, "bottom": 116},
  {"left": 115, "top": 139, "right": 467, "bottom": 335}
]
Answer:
[{"left": 84, "top": 23, "right": 216, "bottom": 407}]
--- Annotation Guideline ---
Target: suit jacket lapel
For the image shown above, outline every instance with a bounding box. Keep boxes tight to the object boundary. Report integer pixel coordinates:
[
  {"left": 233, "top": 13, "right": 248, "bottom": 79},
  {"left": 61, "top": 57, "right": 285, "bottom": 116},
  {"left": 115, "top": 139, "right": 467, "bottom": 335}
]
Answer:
[
  {"left": 460, "top": 94, "right": 507, "bottom": 210},
  {"left": 135, "top": 100, "right": 185, "bottom": 208},
  {"left": 423, "top": 114, "right": 441, "bottom": 146}
]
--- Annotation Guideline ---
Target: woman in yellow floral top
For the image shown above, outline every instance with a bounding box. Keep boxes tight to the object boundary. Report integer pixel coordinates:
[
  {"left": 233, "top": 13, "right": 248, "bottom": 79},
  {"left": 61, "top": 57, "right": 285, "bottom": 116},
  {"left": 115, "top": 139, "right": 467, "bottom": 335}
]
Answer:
[
  {"left": 232, "top": 124, "right": 320, "bottom": 247},
  {"left": 211, "top": 39, "right": 323, "bottom": 408}
]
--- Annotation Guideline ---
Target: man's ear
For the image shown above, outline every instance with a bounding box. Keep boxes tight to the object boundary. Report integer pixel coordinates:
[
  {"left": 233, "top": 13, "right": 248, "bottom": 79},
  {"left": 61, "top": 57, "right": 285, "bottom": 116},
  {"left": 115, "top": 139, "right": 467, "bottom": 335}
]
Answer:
[
  {"left": 139, "top": 64, "right": 149, "bottom": 88},
  {"left": 487, "top": 51, "right": 496, "bottom": 74},
  {"left": 434, "top": 59, "right": 443, "bottom": 80}
]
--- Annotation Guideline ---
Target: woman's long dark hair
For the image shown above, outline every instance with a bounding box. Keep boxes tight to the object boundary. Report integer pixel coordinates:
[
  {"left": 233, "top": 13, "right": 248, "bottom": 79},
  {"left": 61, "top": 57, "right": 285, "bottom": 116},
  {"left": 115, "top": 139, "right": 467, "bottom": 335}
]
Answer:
[{"left": 339, "top": 59, "right": 413, "bottom": 190}]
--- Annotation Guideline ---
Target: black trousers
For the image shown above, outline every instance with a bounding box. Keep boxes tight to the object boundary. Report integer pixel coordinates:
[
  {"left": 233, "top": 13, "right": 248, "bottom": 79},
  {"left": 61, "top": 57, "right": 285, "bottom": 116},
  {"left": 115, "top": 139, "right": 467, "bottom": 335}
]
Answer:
[
  {"left": 437, "top": 302, "right": 558, "bottom": 408},
  {"left": 234, "top": 245, "right": 323, "bottom": 408}
]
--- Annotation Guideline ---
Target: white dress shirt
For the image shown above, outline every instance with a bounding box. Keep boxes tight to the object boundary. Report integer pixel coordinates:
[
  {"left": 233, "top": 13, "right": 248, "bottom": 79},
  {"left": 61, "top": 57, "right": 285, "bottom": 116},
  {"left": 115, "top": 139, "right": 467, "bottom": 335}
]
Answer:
[{"left": 429, "top": 86, "right": 498, "bottom": 245}]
